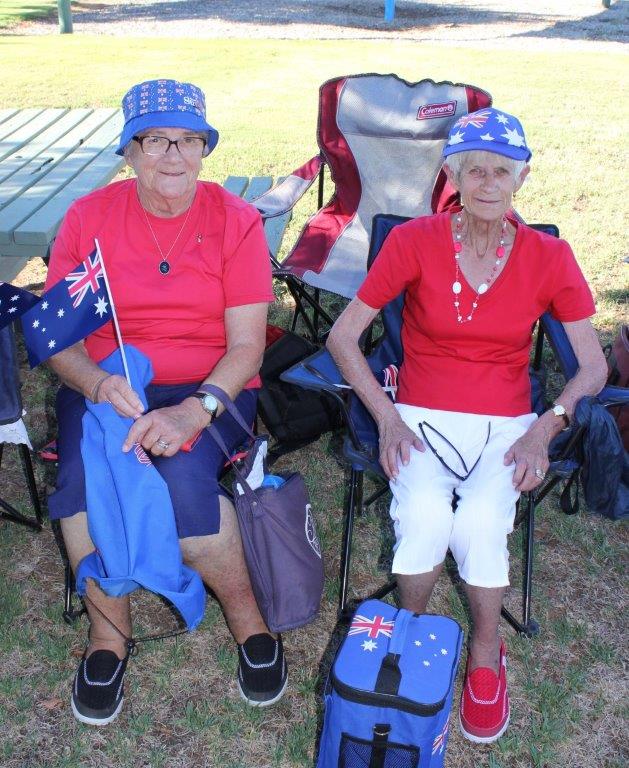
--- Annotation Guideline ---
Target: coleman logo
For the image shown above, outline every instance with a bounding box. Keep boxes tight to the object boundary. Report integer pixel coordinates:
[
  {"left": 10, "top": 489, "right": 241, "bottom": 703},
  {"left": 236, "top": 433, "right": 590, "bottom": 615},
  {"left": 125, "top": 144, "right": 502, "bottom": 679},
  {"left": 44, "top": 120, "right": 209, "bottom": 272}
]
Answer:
[{"left": 417, "top": 101, "right": 457, "bottom": 120}]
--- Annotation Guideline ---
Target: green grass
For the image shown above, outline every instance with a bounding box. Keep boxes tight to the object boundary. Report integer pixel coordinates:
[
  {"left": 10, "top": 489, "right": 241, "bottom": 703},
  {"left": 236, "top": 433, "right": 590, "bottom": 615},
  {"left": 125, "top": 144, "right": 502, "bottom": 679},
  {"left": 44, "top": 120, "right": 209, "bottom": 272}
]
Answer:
[
  {"left": 0, "top": 34, "right": 625, "bottom": 329},
  {"left": 0, "top": 28, "right": 628, "bottom": 768},
  {"left": 0, "top": 0, "right": 55, "bottom": 27}
]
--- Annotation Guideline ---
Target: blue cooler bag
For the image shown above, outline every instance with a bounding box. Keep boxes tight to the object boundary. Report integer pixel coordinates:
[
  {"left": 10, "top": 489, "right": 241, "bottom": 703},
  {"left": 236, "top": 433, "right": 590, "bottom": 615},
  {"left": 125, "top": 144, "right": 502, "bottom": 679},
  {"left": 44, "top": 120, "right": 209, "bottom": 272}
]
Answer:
[{"left": 317, "top": 599, "right": 464, "bottom": 768}]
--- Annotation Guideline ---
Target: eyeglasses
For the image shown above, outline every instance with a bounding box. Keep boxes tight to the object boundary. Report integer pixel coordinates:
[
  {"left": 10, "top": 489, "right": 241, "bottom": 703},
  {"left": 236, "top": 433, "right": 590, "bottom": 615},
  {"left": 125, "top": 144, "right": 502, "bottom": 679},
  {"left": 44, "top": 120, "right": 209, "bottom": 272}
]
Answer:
[
  {"left": 132, "top": 135, "right": 207, "bottom": 157},
  {"left": 418, "top": 421, "right": 491, "bottom": 482}
]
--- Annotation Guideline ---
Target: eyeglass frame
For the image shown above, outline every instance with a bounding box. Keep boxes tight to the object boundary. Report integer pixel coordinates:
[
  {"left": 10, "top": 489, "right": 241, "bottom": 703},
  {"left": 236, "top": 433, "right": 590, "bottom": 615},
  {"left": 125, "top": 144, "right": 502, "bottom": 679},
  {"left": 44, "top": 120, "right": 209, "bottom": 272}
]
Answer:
[
  {"left": 131, "top": 134, "right": 208, "bottom": 157},
  {"left": 418, "top": 420, "right": 491, "bottom": 482}
]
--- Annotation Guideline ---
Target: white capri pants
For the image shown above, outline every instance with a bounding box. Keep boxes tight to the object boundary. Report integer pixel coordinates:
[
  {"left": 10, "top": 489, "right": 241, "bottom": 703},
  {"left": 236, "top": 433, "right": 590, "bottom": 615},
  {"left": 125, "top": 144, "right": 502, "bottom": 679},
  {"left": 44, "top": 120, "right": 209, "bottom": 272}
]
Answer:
[{"left": 390, "top": 405, "right": 537, "bottom": 588}]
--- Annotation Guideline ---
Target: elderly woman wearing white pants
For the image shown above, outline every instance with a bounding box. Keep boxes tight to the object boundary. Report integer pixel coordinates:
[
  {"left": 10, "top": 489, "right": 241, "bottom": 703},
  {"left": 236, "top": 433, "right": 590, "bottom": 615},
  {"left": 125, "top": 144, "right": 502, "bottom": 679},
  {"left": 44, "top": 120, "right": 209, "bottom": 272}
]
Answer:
[{"left": 327, "top": 106, "right": 607, "bottom": 744}]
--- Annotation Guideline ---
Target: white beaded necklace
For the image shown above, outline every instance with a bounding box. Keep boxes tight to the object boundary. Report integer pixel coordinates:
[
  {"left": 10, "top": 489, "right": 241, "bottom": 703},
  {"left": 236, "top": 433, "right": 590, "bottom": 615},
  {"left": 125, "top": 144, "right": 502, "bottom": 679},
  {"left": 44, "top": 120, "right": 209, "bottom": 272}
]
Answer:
[{"left": 452, "top": 212, "right": 507, "bottom": 324}]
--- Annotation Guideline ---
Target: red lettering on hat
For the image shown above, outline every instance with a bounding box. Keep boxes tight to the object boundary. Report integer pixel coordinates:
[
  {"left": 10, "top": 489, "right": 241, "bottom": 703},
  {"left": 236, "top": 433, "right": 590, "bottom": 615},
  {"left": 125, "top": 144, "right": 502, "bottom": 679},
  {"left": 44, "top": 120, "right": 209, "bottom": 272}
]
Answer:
[{"left": 417, "top": 101, "right": 457, "bottom": 120}]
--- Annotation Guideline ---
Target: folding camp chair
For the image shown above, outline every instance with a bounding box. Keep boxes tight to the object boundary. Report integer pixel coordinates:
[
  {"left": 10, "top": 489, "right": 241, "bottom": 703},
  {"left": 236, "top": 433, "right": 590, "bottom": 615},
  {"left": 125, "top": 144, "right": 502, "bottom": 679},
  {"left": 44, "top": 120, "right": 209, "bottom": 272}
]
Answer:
[
  {"left": 253, "top": 74, "right": 491, "bottom": 340},
  {"left": 0, "top": 324, "right": 43, "bottom": 531},
  {"left": 282, "top": 213, "right": 628, "bottom": 637}
]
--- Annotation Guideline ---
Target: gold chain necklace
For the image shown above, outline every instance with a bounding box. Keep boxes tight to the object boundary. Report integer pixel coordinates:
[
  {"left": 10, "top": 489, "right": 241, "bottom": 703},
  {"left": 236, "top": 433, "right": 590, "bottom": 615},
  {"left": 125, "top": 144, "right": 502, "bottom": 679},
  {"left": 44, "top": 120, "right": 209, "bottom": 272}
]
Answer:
[{"left": 142, "top": 205, "right": 193, "bottom": 276}]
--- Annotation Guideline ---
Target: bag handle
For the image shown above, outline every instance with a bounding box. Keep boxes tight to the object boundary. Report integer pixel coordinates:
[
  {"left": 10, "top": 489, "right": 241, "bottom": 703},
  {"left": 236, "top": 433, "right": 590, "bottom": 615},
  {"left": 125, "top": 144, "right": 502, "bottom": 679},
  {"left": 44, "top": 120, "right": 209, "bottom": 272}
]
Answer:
[
  {"left": 388, "top": 608, "right": 413, "bottom": 655},
  {"left": 201, "top": 387, "right": 265, "bottom": 508},
  {"left": 202, "top": 384, "right": 256, "bottom": 440},
  {"left": 374, "top": 608, "right": 413, "bottom": 696}
]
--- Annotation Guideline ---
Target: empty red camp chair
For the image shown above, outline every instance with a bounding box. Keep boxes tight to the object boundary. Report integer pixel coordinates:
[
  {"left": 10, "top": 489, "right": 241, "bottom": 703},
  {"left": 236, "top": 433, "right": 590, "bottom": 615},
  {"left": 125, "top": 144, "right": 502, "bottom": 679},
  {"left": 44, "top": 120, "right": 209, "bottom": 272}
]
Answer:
[{"left": 253, "top": 74, "right": 491, "bottom": 337}]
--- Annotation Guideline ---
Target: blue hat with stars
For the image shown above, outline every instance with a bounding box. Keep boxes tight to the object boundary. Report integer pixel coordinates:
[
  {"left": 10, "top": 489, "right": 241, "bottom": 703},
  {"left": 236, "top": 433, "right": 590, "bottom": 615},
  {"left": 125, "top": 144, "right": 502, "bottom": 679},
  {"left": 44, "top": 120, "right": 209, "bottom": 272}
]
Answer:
[
  {"left": 116, "top": 79, "right": 219, "bottom": 157},
  {"left": 442, "top": 107, "right": 531, "bottom": 162}
]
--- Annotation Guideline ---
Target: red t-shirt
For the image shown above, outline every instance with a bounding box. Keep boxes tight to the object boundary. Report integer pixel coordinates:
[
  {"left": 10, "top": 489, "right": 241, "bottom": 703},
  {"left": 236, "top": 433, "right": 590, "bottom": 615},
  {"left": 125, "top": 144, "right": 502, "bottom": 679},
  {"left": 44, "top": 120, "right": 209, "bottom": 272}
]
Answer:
[
  {"left": 357, "top": 212, "right": 596, "bottom": 416},
  {"left": 46, "top": 180, "right": 274, "bottom": 385}
]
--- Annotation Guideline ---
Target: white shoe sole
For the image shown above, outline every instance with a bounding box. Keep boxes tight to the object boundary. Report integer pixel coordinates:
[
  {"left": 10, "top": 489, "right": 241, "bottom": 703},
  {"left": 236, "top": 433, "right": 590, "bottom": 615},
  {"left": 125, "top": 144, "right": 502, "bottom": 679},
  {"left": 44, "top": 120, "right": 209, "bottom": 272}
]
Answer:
[
  {"left": 71, "top": 695, "right": 124, "bottom": 726},
  {"left": 459, "top": 711, "right": 510, "bottom": 744},
  {"left": 238, "top": 674, "right": 288, "bottom": 707}
]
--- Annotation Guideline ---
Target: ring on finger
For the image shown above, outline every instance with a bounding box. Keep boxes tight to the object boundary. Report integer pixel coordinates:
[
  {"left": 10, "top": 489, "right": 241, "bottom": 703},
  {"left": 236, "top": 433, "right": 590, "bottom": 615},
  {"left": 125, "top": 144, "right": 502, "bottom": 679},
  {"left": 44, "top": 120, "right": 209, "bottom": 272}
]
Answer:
[
  {"left": 534, "top": 468, "right": 546, "bottom": 480},
  {"left": 156, "top": 438, "right": 170, "bottom": 450}
]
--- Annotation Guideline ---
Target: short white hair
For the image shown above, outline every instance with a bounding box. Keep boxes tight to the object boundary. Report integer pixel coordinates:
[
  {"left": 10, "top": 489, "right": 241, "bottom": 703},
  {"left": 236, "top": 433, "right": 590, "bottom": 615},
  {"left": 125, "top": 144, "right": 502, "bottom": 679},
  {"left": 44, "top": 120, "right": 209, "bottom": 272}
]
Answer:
[{"left": 443, "top": 150, "right": 527, "bottom": 183}]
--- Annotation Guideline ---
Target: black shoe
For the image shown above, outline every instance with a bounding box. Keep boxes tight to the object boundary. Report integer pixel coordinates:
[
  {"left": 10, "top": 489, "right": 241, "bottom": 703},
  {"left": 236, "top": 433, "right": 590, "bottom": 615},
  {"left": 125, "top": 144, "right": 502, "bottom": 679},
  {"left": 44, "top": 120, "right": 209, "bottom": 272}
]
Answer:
[
  {"left": 71, "top": 649, "right": 129, "bottom": 725},
  {"left": 237, "top": 633, "right": 288, "bottom": 707}
]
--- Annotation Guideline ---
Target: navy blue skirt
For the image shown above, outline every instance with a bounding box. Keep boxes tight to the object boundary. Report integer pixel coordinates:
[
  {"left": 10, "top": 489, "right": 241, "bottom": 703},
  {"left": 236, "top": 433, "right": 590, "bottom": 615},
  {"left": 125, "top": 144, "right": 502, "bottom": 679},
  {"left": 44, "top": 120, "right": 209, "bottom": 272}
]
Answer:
[{"left": 48, "top": 383, "right": 258, "bottom": 538}]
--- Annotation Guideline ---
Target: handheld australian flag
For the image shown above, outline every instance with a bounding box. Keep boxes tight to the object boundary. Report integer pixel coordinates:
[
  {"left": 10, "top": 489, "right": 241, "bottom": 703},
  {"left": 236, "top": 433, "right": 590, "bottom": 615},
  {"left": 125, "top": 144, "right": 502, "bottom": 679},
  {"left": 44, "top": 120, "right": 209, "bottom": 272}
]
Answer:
[
  {"left": 0, "top": 282, "right": 39, "bottom": 332},
  {"left": 21, "top": 250, "right": 111, "bottom": 368}
]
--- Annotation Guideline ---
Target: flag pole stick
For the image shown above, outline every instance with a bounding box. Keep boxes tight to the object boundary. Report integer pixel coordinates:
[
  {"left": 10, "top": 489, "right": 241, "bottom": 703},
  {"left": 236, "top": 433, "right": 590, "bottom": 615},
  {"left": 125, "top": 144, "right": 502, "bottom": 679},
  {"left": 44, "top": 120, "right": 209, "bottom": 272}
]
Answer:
[{"left": 94, "top": 238, "right": 131, "bottom": 386}]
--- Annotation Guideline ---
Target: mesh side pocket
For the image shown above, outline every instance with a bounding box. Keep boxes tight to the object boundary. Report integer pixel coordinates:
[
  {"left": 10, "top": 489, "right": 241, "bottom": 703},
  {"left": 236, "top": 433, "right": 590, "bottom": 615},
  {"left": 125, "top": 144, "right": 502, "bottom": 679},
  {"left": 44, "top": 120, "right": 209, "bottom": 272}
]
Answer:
[{"left": 339, "top": 732, "right": 419, "bottom": 768}]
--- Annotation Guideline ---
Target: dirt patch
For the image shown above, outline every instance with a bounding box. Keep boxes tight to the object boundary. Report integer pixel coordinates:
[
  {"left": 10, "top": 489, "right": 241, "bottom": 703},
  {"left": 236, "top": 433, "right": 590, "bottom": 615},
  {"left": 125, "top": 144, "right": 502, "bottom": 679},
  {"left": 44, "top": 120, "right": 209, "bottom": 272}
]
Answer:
[{"left": 9, "top": 0, "right": 629, "bottom": 51}]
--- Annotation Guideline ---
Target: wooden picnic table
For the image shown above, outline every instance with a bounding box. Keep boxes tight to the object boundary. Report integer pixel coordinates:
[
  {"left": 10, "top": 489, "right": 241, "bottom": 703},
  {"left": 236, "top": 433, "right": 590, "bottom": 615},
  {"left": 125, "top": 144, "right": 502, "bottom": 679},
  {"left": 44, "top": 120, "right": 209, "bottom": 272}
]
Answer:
[
  {"left": 0, "top": 108, "right": 292, "bottom": 282},
  {"left": 0, "top": 108, "right": 125, "bottom": 282}
]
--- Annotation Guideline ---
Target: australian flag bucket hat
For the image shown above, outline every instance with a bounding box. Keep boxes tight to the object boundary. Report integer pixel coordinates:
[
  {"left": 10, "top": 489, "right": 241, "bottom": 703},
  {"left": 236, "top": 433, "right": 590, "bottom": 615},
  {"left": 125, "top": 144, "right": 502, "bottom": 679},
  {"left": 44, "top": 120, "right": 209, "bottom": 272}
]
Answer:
[
  {"left": 442, "top": 107, "right": 531, "bottom": 162},
  {"left": 116, "top": 79, "right": 219, "bottom": 157}
]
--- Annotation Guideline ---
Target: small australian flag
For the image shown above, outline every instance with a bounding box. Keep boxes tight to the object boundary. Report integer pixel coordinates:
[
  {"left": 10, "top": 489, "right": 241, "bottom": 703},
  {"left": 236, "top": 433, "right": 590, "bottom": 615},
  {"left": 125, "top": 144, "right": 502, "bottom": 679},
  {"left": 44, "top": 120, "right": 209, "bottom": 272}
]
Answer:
[
  {"left": 21, "top": 250, "right": 111, "bottom": 368},
  {"left": 0, "top": 282, "right": 39, "bottom": 332}
]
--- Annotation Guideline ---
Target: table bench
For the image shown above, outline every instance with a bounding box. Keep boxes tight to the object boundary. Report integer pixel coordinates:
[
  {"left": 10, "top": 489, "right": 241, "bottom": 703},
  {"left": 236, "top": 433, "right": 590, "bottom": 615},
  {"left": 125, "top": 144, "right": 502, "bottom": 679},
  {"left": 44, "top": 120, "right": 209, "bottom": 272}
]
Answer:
[
  {"left": 0, "top": 108, "right": 291, "bottom": 281},
  {"left": 223, "top": 175, "right": 292, "bottom": 264},
  {"left": 0, "top": 108, "right": 125, "bottom": 281}
]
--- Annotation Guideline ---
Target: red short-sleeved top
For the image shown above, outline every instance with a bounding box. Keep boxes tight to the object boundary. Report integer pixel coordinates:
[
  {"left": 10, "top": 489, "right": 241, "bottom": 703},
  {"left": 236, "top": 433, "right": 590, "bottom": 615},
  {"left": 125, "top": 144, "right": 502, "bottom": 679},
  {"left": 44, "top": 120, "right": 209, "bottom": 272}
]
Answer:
[
  {"left": 46, "top": 179, "right": 274, "bottom": 385},
  {"left": 357, "top": 212, "right": 596, "bottom": 416}
]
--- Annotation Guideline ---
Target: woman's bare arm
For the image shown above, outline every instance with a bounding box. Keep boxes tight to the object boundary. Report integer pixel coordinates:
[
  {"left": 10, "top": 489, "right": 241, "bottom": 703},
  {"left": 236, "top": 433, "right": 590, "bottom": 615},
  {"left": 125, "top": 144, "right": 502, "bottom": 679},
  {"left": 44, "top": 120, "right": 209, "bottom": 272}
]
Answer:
[
  {"left": 327, "top": 297, "right": 423, "bottom": 480},
  {"left": 505, "top": 318, "right": 608, "bottom": 491}
]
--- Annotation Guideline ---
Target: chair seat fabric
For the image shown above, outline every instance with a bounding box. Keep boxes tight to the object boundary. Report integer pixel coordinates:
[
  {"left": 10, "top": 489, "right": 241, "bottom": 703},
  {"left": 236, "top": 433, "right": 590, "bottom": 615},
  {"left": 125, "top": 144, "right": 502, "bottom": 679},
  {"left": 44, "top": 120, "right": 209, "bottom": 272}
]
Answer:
[
  {"left": 0, "top": 325, "right": 22, "bottom": 427},
  {"left": 0, "top": 325, "right": 32, "bottom": 447},
  {"left": 261, "top": 74, "right": 491, "bottom": 299},
  {"left": 0, "top": 417, "right": 31, "bottom": 448}
]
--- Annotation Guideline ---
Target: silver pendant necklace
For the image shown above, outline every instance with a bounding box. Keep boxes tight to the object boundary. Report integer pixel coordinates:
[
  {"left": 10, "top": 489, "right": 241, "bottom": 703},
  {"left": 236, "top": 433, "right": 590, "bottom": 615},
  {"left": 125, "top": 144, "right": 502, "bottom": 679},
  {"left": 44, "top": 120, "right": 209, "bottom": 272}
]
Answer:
[{"left": 142, "top": 205, "right": 193, "bottom": 275}]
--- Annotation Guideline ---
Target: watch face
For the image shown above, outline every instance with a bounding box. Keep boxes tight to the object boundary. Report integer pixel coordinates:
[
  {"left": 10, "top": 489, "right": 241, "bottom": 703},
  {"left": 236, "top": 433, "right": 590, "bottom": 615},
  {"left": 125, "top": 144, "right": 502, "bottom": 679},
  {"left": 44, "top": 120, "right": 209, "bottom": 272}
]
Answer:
[
  {"left": 201, "top": 393, "right": 219, "bottom": 415},
  {"left": 553, "top": 404, "right": 566, "bottom": 416}
]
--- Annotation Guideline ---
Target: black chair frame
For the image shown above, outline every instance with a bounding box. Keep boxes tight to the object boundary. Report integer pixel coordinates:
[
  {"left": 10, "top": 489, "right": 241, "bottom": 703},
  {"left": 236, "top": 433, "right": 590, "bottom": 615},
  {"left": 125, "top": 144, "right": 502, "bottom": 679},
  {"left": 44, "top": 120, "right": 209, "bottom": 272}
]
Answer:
[{"left": 0, "top": 442, "right": 43, "bottom": 531}]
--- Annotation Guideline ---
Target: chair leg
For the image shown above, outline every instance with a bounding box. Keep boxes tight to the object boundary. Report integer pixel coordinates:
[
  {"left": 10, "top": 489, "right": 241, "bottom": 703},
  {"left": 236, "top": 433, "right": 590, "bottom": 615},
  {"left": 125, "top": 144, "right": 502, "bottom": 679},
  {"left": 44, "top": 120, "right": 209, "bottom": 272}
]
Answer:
[
  {"left": 19, "top": 444, "right": 43, "bottom": 526},
  {"left": 338, "top": 467, "right": 361, "bottom": 620},
  {"left": 0, "top": 443, "right": 43, "bottom": 531},
  {"left": 62, "top": 561, "right": 86, "bottom": 624},
  {"left": 338, "top": 467, "right": 397, "bottom": 622},
  {"left": 50, "top": 519, "right": 85, "bottom": 624},
  {"left": 501, "top": 492, "right": 539, "bottom": 637}
]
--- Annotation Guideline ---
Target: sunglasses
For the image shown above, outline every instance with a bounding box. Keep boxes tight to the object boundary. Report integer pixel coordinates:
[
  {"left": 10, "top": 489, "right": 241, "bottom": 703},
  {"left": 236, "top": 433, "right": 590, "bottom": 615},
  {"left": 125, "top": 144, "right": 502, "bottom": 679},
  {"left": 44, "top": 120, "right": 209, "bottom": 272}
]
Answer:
[{"left": 418, "top": 421, "right": 491, "bottom": 482}]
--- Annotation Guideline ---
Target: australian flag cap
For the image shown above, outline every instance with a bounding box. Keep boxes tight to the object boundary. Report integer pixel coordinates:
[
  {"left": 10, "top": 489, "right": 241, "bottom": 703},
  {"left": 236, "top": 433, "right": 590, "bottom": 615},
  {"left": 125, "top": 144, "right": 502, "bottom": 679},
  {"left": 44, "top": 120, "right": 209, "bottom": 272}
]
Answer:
[
  {"left": 116, "top": 79, "right": 219, "bottom": 157},
  {"left": 443, "top": 107, "right": 531, "bottom": 162}
]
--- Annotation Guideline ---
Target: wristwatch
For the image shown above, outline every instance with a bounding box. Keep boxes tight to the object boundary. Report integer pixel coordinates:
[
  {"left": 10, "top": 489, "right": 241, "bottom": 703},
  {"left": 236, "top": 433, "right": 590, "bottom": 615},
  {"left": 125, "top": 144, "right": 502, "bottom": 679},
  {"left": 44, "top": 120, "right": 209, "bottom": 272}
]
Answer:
[
  {"left": 190, "top": 389, "right": 219, "bottom": 421},
  {"left": 551, "top": 402, "right": 570, "bottom": 430}
]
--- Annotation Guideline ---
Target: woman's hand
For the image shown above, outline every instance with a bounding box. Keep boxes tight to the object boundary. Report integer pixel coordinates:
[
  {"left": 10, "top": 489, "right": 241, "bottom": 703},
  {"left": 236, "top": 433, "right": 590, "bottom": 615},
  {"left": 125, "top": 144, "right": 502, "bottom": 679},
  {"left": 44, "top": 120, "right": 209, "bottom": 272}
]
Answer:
[
  {"left": 503, "top": 422, "right": 551, "bottom": 492},
  {"left": 378, "top": 411, "right": 425, "bottom": 481},
  {"left": 95, "top": 374, "right": 145, "bottom": 419},
  {"left": 122, "top": 399, "right": 205, "bottom": 457}
]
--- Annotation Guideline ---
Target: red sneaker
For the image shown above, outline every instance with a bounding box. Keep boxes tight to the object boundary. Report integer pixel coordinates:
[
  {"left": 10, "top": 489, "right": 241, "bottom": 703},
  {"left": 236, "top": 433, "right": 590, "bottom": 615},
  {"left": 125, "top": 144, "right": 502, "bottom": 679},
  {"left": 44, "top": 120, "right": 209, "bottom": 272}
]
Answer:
[{"left": 459, "top": 640, "right": 510, "bottom": 743}]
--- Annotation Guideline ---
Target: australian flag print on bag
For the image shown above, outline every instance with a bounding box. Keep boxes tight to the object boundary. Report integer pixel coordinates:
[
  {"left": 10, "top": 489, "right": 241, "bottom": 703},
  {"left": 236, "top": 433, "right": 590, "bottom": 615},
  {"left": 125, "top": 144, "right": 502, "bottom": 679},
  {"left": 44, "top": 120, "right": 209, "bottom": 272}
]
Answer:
[{"left": 317, "top": 600, "right": 463, "bottom": 768}]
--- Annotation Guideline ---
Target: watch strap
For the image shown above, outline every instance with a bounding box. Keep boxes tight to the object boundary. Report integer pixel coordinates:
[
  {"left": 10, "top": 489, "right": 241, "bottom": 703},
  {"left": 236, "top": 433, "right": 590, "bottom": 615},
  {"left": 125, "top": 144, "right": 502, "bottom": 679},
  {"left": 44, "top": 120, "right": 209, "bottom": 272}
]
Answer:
[
  {"left": 199, "top": 384, "right": 256, "bottom": 440},
  {"left": 552, "top": 403, "right": 570, "bottom": 429},
  {"left": 191, "top": 391, "right": 219, "bottom": 418}
]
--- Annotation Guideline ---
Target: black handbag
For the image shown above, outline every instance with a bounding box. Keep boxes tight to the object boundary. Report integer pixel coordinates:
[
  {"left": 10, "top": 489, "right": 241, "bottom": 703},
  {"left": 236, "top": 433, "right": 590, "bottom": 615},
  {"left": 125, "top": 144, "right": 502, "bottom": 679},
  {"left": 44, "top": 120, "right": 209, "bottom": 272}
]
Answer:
[
  {"left": 205, "top": 385, "right": 325, "bottom": 633},
  {"left": 258, "top": 331, "right": 343, "bottom": 449}
]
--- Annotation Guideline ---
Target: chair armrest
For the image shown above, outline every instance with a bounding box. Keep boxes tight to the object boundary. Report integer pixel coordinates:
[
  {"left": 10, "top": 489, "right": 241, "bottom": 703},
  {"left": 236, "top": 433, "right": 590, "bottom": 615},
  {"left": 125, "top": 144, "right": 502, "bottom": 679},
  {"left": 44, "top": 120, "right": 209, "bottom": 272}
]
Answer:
[
  {"left": 251, "top": 155, "right": 323, "bottom": 219},
  {"left": 598, "top": 384, "right": 629, "bottom": 409},
  {"left": 280, "top": 347, "right": 348, "bottom": 395},
  {"left": 281, "top": 347, "right": 382, "bottom": 460}
]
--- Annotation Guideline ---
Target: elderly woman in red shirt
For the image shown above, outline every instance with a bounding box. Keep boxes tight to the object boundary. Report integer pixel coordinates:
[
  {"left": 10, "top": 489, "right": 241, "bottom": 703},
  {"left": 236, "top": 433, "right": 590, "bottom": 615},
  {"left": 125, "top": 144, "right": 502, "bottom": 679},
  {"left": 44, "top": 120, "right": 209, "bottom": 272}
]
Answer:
[
  {"left": 46, "top": 79, "right": 285, "bottom": 725},
  {"left": 327, "top": 107, "right": 607, "bottom": 744}
]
